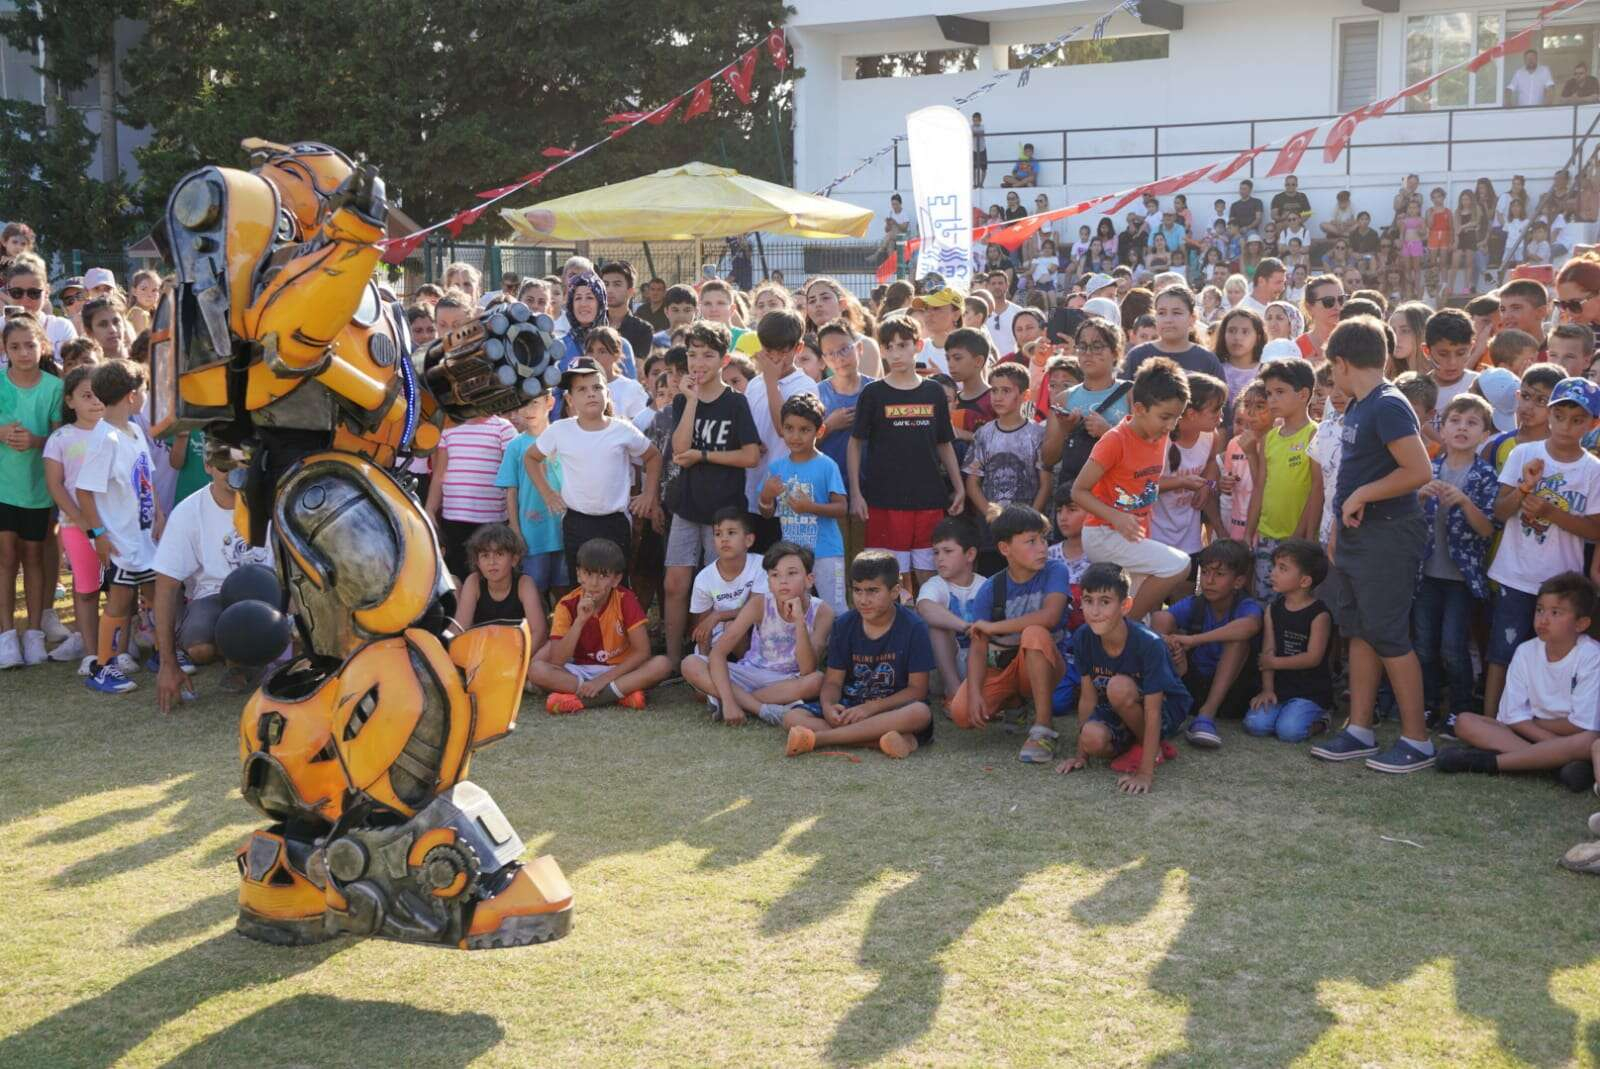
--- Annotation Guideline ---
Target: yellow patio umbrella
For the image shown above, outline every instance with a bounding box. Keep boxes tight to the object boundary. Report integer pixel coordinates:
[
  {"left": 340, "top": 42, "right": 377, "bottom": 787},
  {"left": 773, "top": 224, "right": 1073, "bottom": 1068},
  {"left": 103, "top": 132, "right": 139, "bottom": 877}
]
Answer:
[{"left": 500, "top": 162, "right": 874, "bottom": 243}]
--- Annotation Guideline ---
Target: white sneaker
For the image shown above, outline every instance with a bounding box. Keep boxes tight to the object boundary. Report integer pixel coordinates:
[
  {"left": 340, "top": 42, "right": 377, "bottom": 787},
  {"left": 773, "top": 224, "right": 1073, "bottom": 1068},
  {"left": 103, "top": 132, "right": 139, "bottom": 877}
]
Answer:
[
  {"left": 40, "top": 608, "right": 70, "bottom": 644},
  {"left": 21, "top": 629, "right": 46, "bottom": 665},
  {"left": 78, "top": 654, "right": 97, "bottom": 677},
  {"left": 112, "top": 652, "right": 141, "bottom": 675},
  {"left": 0, "top": 631, "right": 21, "bottom": 669},
  {"left": 48, "top": 632, "right": 85, "bottom": 662}
]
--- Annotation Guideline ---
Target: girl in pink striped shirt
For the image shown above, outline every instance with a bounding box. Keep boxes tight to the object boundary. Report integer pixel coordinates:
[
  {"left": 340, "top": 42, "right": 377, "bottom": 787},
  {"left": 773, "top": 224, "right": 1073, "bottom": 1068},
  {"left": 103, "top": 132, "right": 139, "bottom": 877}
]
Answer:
[{"left": 427, "top": 413, "right": 515, "bottom": 580}]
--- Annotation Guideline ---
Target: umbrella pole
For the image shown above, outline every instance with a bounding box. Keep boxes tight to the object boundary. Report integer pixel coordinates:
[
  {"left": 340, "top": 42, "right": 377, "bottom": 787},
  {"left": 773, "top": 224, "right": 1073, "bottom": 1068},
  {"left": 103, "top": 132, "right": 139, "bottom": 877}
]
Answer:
[
  {"left": 695, "top": 238, "right": 704, "bottom": 278},
  {"left": 642, "top": 242, "right": 657, "bottom": 281},
  {"left": 754, "top": 232, "right": 769, "bottom": 281}
]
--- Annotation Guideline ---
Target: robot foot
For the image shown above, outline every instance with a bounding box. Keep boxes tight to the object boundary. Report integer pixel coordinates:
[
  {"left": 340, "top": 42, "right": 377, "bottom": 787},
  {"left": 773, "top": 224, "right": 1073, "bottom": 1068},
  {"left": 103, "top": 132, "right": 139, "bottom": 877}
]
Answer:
[
  {"left": 235, "top": 827, "right": 336, "bottom": 946},
  {"left": 461, "top": 857, "right": 574, "bottom": 949}
]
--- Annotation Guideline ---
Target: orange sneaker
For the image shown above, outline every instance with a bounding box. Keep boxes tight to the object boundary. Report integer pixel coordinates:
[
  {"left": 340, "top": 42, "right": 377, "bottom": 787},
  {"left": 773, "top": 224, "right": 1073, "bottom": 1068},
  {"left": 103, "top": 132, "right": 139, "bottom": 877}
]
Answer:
[
  {"left": 879, "top": 731, "right": 918, "bottom": 759},
  {"left": 546, "top": 692, "right": 584, "bottom": 715},
  {"left": 786, "top": 725, "right": 816, "bottom": 757},
  {"left": 618, "top": 690, "right": 647, "bottom": 710}
]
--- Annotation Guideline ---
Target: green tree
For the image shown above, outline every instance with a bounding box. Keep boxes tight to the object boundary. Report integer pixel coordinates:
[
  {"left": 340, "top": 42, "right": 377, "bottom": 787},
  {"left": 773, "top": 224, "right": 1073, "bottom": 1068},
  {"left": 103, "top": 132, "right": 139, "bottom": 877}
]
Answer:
[{"left": 122, "top": 0, "right": 794, "bottom": 237}]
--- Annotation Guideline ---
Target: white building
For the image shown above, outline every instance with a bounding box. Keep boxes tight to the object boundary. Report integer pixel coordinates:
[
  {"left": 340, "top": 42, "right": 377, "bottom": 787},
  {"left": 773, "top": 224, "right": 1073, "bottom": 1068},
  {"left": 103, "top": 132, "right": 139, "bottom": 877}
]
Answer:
[{"left": 790, "top": 0, "right": 1600, "bottom": 240}]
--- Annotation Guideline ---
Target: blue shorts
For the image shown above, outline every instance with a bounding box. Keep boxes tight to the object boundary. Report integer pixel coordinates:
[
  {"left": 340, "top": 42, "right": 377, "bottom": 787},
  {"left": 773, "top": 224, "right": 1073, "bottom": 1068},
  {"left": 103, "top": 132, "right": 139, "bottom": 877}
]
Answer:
[
  {"left": 521, "top": 551, "right": 567, "bottom": 592},
  {"left": 1087, "top": 696, "right": 1187, "bottom": 755},
  {"left": 1488, "top": 586, "right": 1538, "bottom": 667}
]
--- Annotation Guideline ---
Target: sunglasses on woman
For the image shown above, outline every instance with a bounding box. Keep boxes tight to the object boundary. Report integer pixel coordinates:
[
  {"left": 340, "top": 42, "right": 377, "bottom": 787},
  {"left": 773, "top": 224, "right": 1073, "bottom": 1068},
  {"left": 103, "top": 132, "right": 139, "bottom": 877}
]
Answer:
[
  {"left": 1555, "top": 294, "right": 1594, "bottom": 314},
  {"left": 1310, "top": 294, "right": 1347, "bottom": 309},
  {"left": 6, "top": 286, "right": 43, "bottom": 300}
]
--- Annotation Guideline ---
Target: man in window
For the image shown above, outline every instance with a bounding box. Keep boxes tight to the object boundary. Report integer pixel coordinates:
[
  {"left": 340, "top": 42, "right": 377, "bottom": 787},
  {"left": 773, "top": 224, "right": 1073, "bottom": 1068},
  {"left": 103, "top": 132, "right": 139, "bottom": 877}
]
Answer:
[
  {"left": 1562, "top": 62, "right": 1600, "bottom": 103},
  {"left": 1270, "top": 175, "right": 1312, "bottom": 227},
  {"left": 1228, "top": 180, "right": 1264, "bottom": 234},
  {"left": 1506, "top": 49, "right": 1555, "bottom": 107}
]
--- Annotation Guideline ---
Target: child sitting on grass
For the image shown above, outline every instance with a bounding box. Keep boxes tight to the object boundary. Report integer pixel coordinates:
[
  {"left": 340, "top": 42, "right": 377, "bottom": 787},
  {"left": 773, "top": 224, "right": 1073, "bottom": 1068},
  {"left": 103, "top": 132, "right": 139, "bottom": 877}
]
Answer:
[
  {"left": 453, "top": 523, "right": 547, "bottom": 646},
  {"left": 687, "top": 507, "right": 763, "bottom": 658},
  {"left": 682, "top": 541, "right": 834, "bottom": 727},
  {"left": 1245, "top": 539, "right": 1334, "bottom": 743},
  {"left": 916, "top": 517, "right": 987, "bottom": 706},
  {"left": 1152, "top": 538, "right": 1263, "bottom": 749},
  {"left": 1440, "top": 571, "right": 1600, "bottom": 790},
  {"left": 1057, "top": 562, "right": 1192, "bottom": 794},
  {"left": 784, "top": 550, "right": 935, "bottom": 760},
  {"left": 951, "top": 504, "right": 1075, "bottom": 765},
  {"left": 528, "top": 538, "right": 673, "bottom": 713}
]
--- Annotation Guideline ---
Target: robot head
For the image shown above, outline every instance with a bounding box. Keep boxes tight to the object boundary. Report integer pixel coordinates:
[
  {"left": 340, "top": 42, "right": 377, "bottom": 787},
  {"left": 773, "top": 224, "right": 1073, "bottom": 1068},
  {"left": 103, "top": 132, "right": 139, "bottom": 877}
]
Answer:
[{"left": 244, "top": 138, "right": 357, "bottom": 242}]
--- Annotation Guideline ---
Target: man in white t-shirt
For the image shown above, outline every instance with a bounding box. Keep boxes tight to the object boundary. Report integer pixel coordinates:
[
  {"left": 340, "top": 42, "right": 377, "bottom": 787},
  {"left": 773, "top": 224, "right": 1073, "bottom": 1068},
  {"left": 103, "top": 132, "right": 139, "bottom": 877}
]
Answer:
[
  {"left": 1236, "top": 257, "right": 1287, "bottom": 316},
  {"left": 743, "top": 312, "right": 821, "bottom": 544},
  {"left": 982, "top": 270, "right": 1022, "bottom": 357},
  {"left": 152, "top": 442, "right": 275, "bottom": 708},
  {"left": 1507, "top": 49, "right": 1555, "bottom": 107}
]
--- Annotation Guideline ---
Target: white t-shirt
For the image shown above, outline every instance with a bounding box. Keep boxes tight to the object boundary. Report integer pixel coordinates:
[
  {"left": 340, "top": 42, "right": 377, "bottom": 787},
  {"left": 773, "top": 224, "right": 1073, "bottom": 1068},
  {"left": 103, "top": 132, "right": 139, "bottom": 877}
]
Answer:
[
  {"left": 1488, "top": 440, "right": 1600, "bottom": 595},
  {"left": 152, "top": 487, "right": 274, "bottom": 599},
  {"left": 689, "top": 554, "right": 766, "bottom": 616},
  {"left": 917, "top": 572, "right": 988, "bottom": 675},
  {"left": 42, "top": 423, "right": 97, "bottom": 523},
  {"left": 607, "top": 374, "right": 650, "bottom": 422},
  {"left": 75, "top": 419, "right": 158, "bottom": 571},
  {"left": 1430, "top": 371, "right": 1478, "bottom": 429},
  {"left": 743, "top": 368, "right": 821, "bottom": 512},
  {"left": 989, "top": 302, "right": 1021, "bottom": 360},
  {"left": 1, "top": 313, "right": 77, "bottom": 358},
  {"left": 535, "top": 416, "right": 651, "bottom": 516},
  {"left": 1237, "top": 294, "right": 1269, "bottom": 316},
  {"left": 632, "top": 406, "right": 658, "bottom": 433},
  {"left": 1498, "top": 634, "right": 1600, "bottom": 730},
  {"left": 1508, "top": 65, "right": 1555, "bottom": 107},
  {"left": 915, "top": 338, "right": 949, "bottom": 374}
]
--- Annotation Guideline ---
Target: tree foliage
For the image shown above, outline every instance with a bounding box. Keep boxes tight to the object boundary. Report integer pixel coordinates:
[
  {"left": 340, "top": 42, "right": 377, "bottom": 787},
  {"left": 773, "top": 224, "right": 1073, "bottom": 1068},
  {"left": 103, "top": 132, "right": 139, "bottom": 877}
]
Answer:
[
  {"left": 0, "top": 101, "right": 135, "bottom": 253},
  {"left": 120, "top": 0, "right": 795, "bottom": 238}
]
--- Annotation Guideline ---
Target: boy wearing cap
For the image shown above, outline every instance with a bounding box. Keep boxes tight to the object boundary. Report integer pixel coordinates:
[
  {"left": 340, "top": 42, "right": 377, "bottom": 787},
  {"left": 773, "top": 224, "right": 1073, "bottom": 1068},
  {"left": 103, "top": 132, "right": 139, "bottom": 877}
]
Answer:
[
  {"left": 1481, "top": 376, "right": 1600, "bottom": 721},
  {"left": 83, "top": 267, "right": 118, "bottom": 298},
  {"left": 910, "top": 287, "right": 962, "bottom": 375},
  {"left": 527, "top": 357, "right": 662, "bottom": 584}
]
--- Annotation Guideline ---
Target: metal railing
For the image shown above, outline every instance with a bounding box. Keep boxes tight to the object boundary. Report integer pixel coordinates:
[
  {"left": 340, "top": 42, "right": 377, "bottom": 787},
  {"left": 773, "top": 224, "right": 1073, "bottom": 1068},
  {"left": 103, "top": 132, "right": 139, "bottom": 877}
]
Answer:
[{"left": 895, "top": 101, "right": 1600, "bottom": 192}]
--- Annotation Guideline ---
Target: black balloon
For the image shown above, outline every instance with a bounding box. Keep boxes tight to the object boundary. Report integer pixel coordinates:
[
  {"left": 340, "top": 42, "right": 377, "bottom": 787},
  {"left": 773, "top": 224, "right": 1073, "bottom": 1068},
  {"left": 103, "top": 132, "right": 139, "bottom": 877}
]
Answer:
[
  {"left": 221, "top": 563, "right": 283, "bottom": 610},
  {"left": 216, "top": 599, "right": 292, "bottom": 666}
]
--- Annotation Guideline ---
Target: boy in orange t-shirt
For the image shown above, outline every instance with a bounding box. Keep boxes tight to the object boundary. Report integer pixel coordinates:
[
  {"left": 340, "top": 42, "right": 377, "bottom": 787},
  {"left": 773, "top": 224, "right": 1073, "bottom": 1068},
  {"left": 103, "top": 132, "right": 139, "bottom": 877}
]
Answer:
[
  {"left": 528, "top": 537, "right": 673, "bottom": 713},
  {"left": 1070, "top": 356, "right": 1194, "bottom": 620}
]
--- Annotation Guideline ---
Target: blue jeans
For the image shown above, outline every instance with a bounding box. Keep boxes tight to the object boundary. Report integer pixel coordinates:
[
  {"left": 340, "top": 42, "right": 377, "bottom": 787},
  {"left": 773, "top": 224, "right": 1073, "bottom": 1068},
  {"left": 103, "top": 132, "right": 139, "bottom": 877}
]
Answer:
[
  {"left": 1412, "top": 575, "right": 1477, "bottom": 715},
  {"left": 1243, "top": 698, "right": 1328, "bottom": 742}
]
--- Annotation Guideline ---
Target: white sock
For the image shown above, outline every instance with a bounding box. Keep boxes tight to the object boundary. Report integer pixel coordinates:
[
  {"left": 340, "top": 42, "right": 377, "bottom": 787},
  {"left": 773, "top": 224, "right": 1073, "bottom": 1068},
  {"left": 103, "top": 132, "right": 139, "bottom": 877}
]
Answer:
[
  {"left": 1346, "top": 724, "right": 1376, "bottom": 746},
  {"left": 1402, "top": 735, "right": 1435, "bottom": 756}
]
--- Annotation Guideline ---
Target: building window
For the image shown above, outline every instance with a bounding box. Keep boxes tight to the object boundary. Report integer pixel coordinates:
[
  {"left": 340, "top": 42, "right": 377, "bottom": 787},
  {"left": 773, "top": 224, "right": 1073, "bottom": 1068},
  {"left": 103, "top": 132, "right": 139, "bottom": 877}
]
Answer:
[
  {"left": 1007, "top": 33, "right": 1169, "bottom": 71},
  {"left": 1404, "top": 11, "right": 1502, "bottom": 111},
  {"left": 849, "top": 48, "right": 978, "bottom": 80},
  {"left": 1336, "top": 20, "right": 1380, "bottom": 112}
]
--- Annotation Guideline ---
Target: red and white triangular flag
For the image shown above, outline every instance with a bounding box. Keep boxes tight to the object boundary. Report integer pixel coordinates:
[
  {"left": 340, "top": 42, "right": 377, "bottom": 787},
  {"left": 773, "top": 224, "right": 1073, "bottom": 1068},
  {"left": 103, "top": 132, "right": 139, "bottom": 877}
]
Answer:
[
  {"left": 766, "top": 28, "right": 788, "bottom": 72},
  {"left": 1266, "top": 127, "right": 1318, "bottom": 177},
  {"left": 682, "top": 80, "right": 713, "bottom": 121},
  {"left": 724, "top": 50, "right": 759, "bottom": 104}
]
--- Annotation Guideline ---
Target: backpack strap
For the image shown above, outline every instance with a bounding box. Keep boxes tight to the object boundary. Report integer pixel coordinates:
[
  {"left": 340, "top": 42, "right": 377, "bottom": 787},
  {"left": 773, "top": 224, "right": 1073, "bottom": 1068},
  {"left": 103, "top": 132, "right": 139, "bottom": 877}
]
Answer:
[
  {"left": 990, "top": 571, "right": 1008, "bottom": 623},
  {"left": 1093, "top": 381, "right": 1133, "bottom": 416}
]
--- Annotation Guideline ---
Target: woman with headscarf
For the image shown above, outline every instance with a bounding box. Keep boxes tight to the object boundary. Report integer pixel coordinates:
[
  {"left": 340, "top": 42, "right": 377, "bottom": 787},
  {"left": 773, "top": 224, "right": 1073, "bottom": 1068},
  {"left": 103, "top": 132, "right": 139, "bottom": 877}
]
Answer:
[{"left": 559, "top": 271, "right": 636, "bottom": 378}]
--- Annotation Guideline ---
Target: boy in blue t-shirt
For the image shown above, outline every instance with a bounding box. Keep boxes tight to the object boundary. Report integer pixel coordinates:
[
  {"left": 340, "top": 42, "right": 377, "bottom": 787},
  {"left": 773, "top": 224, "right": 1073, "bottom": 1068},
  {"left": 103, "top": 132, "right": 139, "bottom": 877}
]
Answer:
[
  {"left": 1057, "top": 562, "right": 1192, "bottom": 795},
  {"left": 1152, "top": 538, "right": 1262, "bottom": 750},
  {"left": 759, "top": 394, "right": 848, "bottom": 614},
  {"left": 950, "top": 504, "right": 1073, "bottom": 765},
  {"left": 495, "top": 394, "right": 566, "bottom": 598},
  {"left": 783, "top": 550, "right": 935, "bottom": 760}
]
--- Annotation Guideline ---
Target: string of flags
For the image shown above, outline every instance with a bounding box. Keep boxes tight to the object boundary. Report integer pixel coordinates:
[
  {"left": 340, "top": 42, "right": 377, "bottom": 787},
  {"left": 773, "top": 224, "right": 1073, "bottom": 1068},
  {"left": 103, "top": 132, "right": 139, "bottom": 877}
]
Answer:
[
  {"left": 379, "top": 27, "right": 790, "bottom": 263},
  {"left": 876, "top": 0, "right": 1590, "bottom": 283}
]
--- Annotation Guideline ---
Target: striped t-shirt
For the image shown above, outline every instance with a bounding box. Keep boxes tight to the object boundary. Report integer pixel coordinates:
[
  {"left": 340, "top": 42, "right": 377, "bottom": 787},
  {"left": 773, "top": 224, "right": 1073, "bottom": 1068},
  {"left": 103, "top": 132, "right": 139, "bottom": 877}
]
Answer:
[{"left": 439, "top": 417, "right": 515, "bottom": 523}]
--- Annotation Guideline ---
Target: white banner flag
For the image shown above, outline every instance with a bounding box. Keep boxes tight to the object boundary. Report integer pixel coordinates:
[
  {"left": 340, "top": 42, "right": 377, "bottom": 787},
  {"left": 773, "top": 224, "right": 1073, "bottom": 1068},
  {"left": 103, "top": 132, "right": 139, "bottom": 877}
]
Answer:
[{"left": 906, "top": 105, "right": 973, "bottom": 290}]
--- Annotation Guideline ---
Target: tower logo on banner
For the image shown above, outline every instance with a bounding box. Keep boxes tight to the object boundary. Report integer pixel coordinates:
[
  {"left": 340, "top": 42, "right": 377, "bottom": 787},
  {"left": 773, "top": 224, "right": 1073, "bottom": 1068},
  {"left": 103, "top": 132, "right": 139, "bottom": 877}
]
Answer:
[{"left": 906, "top": 106, "right": 973, "bottom": 290}]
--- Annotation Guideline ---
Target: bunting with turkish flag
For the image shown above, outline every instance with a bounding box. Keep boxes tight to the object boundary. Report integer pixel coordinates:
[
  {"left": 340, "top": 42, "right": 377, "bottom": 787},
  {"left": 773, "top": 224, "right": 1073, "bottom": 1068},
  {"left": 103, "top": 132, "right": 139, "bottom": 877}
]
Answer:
[
  {"left": 725, "top": 49, "right": 759, "bottom": 104},
  {"left": 1265, "top": 127, "right": 1318, "bottom": 177},
  {"left": 766, "top": 28, "right": 788, "bottom": 71},
  {"left": 1210, "top": 145, "right": 1267, "bottom": 183},
  {"left": 645, "top": 97, "right": 682, "bottom": 124},
  {"left": 682, "top": 80, "right": 714, "bottom": 121}
]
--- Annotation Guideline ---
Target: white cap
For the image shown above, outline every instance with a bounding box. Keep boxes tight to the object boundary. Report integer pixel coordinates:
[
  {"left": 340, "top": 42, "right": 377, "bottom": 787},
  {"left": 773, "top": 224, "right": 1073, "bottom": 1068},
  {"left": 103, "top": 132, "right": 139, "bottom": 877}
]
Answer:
[
  {"left": 1083, "top": 272, "right": 1116, "bottom": 296},
  {"left": 1082, "top": 297, "right": 1121, "bottom": 323},
  {"left": 1261, "top": 338, "right": 1302, "bottom": 363},
  {"left": 83, "top": 267, "right": 116, "bottom": 291}
]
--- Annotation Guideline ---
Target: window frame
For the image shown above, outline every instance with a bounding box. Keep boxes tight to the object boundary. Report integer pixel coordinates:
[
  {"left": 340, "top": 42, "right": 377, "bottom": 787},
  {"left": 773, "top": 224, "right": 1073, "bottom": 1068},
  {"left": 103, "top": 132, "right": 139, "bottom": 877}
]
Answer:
[{"left": 1332, "top": 15, "right": 1383, "bottom": 114}]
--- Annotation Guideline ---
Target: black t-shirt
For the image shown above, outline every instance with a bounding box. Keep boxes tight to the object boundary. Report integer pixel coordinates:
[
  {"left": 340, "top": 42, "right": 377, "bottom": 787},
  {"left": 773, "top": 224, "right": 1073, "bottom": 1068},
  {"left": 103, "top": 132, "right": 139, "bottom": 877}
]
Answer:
[
  {"left": 1348, "top": 227, "right": 1380, "bottom": 255},
  {"left": 1270, "top": 190, "right": 1311, "bottom": 219},
  {"left": 1564, "top": 74, "right": 1600, "bottom": 98},
  {"left": 612, "top": 313, "right": 656, "bottom": 369},
  {"left": 1229, "top": 196, "right": 1264, "bottom": 229},
  {"left": 637, "top": 302, "right": 671, "bottom": 332},
  {"left": 1121, "top": 341, "right": 1227, "bottom": 382},
  {"left": 1004, "top": 204, "right": 1028, "bottom": 221},
  {"left": 852, "top": 377, "right": 954, "bottom": 510},
  {"left": 1268, "top": 597, "right": 1333, "bottom": 706},
  {"left": 669, "top": 386, "right": 760, "bottom": 524}
]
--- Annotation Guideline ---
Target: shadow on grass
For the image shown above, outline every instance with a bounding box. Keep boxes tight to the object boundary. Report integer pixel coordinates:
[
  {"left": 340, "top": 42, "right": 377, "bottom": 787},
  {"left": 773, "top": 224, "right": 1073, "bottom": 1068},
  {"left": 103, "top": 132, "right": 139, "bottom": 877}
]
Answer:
[
  {"left": 0, "top": 932, "right": 344, "bottom": 1069},
  {"left": 162, "top": 993, "right": 503, "bottom": 1069}
]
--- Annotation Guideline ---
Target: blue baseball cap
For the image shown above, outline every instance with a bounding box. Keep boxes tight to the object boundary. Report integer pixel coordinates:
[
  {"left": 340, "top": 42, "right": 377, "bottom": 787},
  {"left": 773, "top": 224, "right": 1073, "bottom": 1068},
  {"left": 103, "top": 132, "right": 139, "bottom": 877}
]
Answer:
[{"left": 1547, "top": 377, "right": 1600, "bottom": 418}]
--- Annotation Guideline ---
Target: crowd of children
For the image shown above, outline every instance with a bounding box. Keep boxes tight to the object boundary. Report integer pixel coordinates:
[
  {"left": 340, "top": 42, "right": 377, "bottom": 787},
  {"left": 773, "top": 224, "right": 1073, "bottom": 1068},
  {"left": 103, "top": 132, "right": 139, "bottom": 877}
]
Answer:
[{"left": 8, "top": 212, "right": 1600, "bottom": 868}]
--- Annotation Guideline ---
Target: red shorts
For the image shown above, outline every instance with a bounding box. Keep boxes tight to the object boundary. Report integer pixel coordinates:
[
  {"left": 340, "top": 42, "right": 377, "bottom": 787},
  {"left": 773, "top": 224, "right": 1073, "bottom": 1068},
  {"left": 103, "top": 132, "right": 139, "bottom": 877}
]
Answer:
[{"left": 865, "top": 507, "right": 945, "bottom": 553}]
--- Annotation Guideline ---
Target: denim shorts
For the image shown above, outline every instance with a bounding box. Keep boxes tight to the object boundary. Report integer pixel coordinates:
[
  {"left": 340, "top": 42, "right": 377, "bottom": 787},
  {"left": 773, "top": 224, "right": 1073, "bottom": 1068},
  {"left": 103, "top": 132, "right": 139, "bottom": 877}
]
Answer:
[
  {"left": 521, "top": 551, "right": 567, "bottom": 592},
  {"left": 1488, "top": 585, "right": 1538, "bottom": 667},
  {"left": 1088, "top": 696, "right": 1187, "bottom": 755}
]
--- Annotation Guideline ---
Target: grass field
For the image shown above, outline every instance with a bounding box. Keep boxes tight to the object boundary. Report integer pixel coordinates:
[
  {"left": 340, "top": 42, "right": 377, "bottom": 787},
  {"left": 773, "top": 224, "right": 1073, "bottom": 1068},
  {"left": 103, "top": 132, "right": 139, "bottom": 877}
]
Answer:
[{"left": 3, "top": 654, "right": 1600, "bottom": 1069}]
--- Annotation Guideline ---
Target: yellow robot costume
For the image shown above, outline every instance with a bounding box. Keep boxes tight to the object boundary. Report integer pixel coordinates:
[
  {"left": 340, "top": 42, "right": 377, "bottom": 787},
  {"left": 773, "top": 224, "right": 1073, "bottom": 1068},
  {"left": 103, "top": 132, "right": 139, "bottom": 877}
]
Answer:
[{"left": 148, "top": 140, "right": 572, "bottom": 948}]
